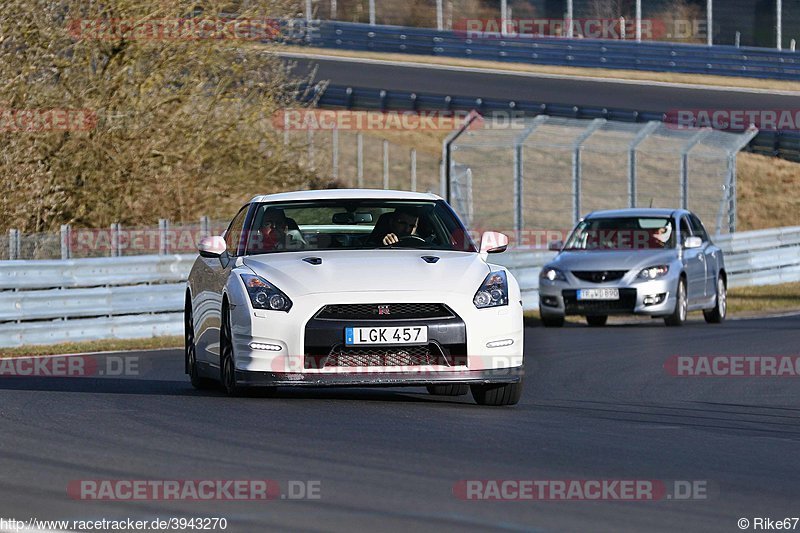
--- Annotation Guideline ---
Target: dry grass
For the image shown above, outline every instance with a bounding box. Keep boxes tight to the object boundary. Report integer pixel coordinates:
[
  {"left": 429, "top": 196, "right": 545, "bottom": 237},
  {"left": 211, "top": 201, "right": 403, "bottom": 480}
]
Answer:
[
  {"left": 0, "top": 335, "right": 182, "bottom": 358},
  {"left": 737, "top": 153, "right": 800, "bottom": 231},
  {"left": 284, "top": 46, "right": 800, "bottom": 93}
]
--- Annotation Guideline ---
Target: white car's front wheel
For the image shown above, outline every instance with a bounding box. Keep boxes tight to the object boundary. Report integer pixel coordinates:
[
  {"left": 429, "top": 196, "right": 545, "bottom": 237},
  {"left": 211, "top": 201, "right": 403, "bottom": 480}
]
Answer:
[
  {"left": 471, "top": 380, "right": 523, "bottom": 406},
  {"left": 220, "top": 305, "right": 243, "bottom": 397}
]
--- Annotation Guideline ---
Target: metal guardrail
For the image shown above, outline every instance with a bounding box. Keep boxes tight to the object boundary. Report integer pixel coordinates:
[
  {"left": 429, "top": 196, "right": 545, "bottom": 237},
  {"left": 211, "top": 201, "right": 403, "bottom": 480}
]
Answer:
[
  {"left": 303, "top": 84, "right": 800, "bottom": 163},
  {"left": 0, "top": 255, "right": 193, "bottom": 348},
  {"left": 307, "top": 21, "right": 800, "bottom": 81},
  {"left": 0, "top": 226, "right": 797, "bottom": 346}
]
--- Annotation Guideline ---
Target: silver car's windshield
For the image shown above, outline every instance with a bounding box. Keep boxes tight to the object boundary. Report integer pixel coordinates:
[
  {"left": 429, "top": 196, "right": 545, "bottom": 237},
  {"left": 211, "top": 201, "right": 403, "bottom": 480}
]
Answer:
[
  {"left": 564, "top": 217, "right": 676, "bottom": 251},
  {"left": 239, "top": 199, "right": 477, "bottom": 254}
]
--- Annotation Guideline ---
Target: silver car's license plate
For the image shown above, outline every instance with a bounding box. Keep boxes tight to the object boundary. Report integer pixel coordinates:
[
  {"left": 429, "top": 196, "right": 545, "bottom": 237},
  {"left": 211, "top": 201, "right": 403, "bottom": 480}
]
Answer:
[
  {"left": 577, "top": 288, "right": 620, "bottom": 300},
  {"left": 345, "top": 326, "right": 428, "bottom": 345}
]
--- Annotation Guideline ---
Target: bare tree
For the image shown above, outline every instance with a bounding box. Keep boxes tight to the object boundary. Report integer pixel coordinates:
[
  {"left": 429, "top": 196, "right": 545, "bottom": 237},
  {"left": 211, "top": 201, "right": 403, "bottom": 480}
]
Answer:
[{"left": 0, "top": 0, "right": 325, "bottom": 232}]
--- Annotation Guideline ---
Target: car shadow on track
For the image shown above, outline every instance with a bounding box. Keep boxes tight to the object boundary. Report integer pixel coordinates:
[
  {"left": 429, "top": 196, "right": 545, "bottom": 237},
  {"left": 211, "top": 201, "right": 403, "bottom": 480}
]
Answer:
[{"left": 0, "top": 376, "right": 476, "bottom": 404}]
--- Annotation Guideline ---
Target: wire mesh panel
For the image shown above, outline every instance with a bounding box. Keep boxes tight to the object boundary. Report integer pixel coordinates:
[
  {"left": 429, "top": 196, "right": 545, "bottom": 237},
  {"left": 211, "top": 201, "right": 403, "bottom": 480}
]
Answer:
[{"left": 449, "top": 115, "right": 757, "bottom": 240}]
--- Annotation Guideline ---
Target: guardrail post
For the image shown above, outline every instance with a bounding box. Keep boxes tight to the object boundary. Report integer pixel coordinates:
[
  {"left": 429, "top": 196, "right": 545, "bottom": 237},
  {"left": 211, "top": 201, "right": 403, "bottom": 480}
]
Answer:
[
  {"left": 410, "top": 148, "right": 417, "bottom": 192},
  {"left": 735, "top": 31, "right": 741, "bottom": 48},
  {"left": 356, "top": 133, "right": 364, "bottom": 187},
  {"left": 60, "top": 224, "right": 71, "bottom": 260},
  {"left": 9, "top": 229, "right": 20, "bottom": 260},
  {"left": 620, "top": 17, "right": 626, "bottom": 40},
  {"left": 382, "top": 139, "right": 389, "bottom": 189},
  {"left": 159, "top": 219, "right": 168, "bottom": 255},
  {"left": 792, "top": 39, "right": 796, "bottom": 52}
]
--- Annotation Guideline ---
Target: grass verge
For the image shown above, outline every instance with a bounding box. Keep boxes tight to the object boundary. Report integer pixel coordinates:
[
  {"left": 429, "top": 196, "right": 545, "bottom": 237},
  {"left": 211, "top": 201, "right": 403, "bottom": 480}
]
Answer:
[{"left": 0, "top": 336, "right": 182, "bottom": 358}]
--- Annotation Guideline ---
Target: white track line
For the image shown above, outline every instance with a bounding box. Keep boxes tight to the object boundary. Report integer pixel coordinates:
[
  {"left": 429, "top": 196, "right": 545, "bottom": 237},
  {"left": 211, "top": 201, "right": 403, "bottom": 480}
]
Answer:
[{"left": 280, "top": 51, "right": 800, "bottom": 96}]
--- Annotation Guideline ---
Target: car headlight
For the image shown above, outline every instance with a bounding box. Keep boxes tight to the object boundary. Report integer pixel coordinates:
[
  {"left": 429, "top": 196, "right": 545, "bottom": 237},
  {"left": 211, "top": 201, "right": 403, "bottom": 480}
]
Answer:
[
  {"left": 540, "top": 267, "right": 567, "bottom": 282},
  {"left": 240, "top": 274, "right": 292, "bottom": 312},
  {"left": 473, "top": 270, "right": 509, "bottom": 309},
  {"left": 637, "top": 265, "right": 669, "bottom": 280}
]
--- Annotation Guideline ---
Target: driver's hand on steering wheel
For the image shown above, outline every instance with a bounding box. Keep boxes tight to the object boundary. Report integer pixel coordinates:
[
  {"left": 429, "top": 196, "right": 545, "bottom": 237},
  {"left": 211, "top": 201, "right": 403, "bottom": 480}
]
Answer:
[{"left": 382, "top": 233, "right": 400, "bottom": 245}]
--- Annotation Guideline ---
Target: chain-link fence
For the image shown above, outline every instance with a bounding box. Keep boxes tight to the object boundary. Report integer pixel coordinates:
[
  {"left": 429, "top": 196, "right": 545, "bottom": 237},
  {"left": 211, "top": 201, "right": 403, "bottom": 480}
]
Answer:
[{"left": 447, "top": 115, "right": 757, "bottom": 242}]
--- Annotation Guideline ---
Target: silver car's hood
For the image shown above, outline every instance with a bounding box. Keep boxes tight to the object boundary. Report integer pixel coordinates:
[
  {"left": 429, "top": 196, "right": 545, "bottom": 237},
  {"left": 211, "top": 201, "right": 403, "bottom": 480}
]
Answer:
[
  {"left": 549, "top": 249, "right": 678, "bottom": 272},
  {"left": 242, "top": 249, "right": 491, "bottom": 296}
]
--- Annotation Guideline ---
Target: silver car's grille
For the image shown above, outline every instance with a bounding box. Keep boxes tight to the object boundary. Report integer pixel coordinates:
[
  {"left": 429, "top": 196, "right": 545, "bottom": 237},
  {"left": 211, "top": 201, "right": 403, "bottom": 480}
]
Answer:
[{"left": 571, "top": 270, "right": 627, "bottom": 283}]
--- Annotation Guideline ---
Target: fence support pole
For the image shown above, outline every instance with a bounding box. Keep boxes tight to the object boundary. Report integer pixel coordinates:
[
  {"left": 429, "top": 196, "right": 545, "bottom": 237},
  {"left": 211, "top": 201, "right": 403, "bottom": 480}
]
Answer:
[
  {"left": 332, "top": 128, "right": 339, "bottom": 180},
  {"left": 565, "top": 0, "right": 573, "bottom": 38},
  {"left": 680, "top": 129, "right": 712, "bottom": 210},
  {"left": 331, "top": 0, "right": 337, "bottom": 19},
  {"left": 382, "top": 139, "right": 389, "bottom": 189},
  {"left": 305, "top": 0, "right": 312, "bottom": 22},
  {"left": 436, "top": 0, "right": 443, "bottom": 30},
  {"left": 628, "top": 121, "right": 661, "bottom": 209},
  {"left": 635, "top": 0, "right": 642, "bottom": 42},
  {"left": 9, "top": 229, "right": 19, "bottom": 260},
  {"left": 572, "top": 119, "right": 606, "bottom": 224},
  {"left": 158, "top": 219, "right": 168, "bottom": 255},
  {"left": 307, "top": 128, "right": 315, "bottom": 169},
  {"left": 410, "top": 148, "right": 417, "bottom": 192},
  {"left": 777, "top": 0, "right": 783, "bottom": 50},
  {"left": 707, "top": 0, "right": 713, "bottom": 46},
  {"left": 357, "top": 133, "right": 364, "bottom": 187},
  {"left": 200, "top": 216, "right": 210, "bottom": 239},
  {"left": 369, "top": 0, "right": 375, "bottom": 25},
  {"left": 60, "top": 224, "right": 71, "bottom": 260},
  {"left": 500, "top": 0, "right": 508, "bottom": 37}
]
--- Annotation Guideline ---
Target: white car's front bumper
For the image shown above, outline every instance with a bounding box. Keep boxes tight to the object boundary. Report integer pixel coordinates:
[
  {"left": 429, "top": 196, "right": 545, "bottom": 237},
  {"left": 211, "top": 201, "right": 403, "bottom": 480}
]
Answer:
[{"left": 228, "top": 290, "right": 524, "bottom": 385}]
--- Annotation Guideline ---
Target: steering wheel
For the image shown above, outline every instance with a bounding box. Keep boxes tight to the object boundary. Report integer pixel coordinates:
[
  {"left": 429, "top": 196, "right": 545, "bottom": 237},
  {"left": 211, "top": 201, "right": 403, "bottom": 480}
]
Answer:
[{"left": 394, "top": 235, "right": 427, "bottom": 247}]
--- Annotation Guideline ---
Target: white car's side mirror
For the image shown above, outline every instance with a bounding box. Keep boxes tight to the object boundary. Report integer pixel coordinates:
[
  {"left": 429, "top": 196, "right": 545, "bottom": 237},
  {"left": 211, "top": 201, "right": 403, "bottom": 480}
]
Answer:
[
  {"left": 480, "top": 231, "right": 509, "bottom": 254},
  {"left": 684, "top": 236, "right": 703, "bottom": 249},
  {"left": 548, "top": 240, "right": 563, "bottom": 251},
  {"left": 198, "top": 236, "right": 226, "bottom": 258}
]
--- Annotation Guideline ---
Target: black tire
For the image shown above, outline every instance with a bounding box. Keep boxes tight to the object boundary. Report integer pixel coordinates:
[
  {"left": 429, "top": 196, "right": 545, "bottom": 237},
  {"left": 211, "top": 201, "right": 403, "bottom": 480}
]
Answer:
[
  {"left": 471, "top": 380, "right": 523, "bottom": 406},
  {"left": 540, "top": 307, "right": 565, "bottom": 327},
  {"left": 586, "top": 315, "right": 608, "bottom": 327},
  {"left": 185, "top": 296, "right": 215, "bottom": 390},
  {"left": 703, "top": 276, "right": 727, "bottom": 324},
  {"left": 220, "top": 304, "right": 244, "bottom": 396},
  {"left": 664, "top": 278, "right": 688, "bottom": 327},
  {"left": 426, "top": 384, "right": 469, "bottom": 396}
]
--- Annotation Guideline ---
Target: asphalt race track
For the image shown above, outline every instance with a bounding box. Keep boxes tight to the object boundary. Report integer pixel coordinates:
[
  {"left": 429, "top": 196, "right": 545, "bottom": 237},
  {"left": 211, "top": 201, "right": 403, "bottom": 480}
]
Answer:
[
  {"left": 2, "top": 314, "right": 799, "bottom": 532},
  {"left": 286, "top": 55, "right": 800, "bottom": 113}
]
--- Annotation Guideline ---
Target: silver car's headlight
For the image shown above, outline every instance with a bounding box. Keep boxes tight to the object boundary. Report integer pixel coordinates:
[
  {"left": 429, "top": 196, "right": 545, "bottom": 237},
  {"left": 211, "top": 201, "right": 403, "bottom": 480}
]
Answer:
[
  {"left": 473, "top": 270, "right": 509, "bottom": 309},
  {"left": 637, "top": 265, "right": 669, "bottom": 280},
  {"left": 240, "top": 274, "right": 292, "bottom": 312},
  {"left": 540, "top": 267, "right": 567, "bottom": 282}
]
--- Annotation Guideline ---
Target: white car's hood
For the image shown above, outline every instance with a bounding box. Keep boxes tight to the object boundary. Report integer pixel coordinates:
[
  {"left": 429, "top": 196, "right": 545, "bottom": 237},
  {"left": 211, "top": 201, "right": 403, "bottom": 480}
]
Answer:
[{"left": 242, "top": 250, "right": 491, "bottom": 296}]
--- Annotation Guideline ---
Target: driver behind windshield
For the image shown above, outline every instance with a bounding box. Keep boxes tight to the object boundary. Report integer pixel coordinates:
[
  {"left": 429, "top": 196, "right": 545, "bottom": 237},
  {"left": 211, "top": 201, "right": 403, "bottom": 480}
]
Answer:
[{"left": 373, "top": 208, "right": 420, "bottom": 246}]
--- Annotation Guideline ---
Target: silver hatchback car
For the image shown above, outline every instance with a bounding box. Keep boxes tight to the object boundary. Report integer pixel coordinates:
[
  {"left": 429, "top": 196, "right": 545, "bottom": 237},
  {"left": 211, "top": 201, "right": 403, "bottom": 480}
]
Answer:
[{"left": 538, "top": 209, "right": 726, "bottom": 327}]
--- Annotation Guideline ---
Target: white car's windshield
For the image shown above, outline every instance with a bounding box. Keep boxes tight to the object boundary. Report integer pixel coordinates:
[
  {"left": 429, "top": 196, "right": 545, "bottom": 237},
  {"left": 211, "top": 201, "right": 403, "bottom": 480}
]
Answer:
[
  {"left": 564, "top": 217, "right": 676, "bottom": 251},
  {"left": 239, "top": 199, "right": 477, "bottom": 254}
]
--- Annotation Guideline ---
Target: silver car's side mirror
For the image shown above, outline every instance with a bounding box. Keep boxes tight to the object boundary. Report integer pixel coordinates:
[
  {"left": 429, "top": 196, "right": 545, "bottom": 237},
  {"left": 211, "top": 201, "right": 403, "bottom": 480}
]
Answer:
[
  {"left": 548, "top": 240, "right": 563, "bottom": 251},
  {"left": 684, "top": 236, "right": 703, "bottom": 249},
  {"left": 198, "top": 236, "right": 226, "bottom": 258}
]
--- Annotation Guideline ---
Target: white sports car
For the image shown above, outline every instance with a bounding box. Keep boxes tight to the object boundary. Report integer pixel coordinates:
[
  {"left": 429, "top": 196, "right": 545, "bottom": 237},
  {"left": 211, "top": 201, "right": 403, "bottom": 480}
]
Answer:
[{"left": 185, "top": 189, "right": 524, "bottom": 406}]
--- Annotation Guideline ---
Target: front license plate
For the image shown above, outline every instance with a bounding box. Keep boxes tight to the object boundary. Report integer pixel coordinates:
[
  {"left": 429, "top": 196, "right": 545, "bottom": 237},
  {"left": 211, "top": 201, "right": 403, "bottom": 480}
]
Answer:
[
  {"left": 577, "top": 288, "right": 620, "bottom": 301},
  {"left": 345, "top": 326, "right": 428, "bottom": 345}
]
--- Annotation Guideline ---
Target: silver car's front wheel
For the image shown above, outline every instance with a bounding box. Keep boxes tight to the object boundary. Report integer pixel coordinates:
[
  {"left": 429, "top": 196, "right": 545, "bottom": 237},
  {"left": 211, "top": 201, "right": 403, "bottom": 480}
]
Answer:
[
  {"left": 703, "top": 276, "right": 727, "bottom": 324},
  {"left": 665, "top": 278, "right": 687, "bottom": 327}
]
